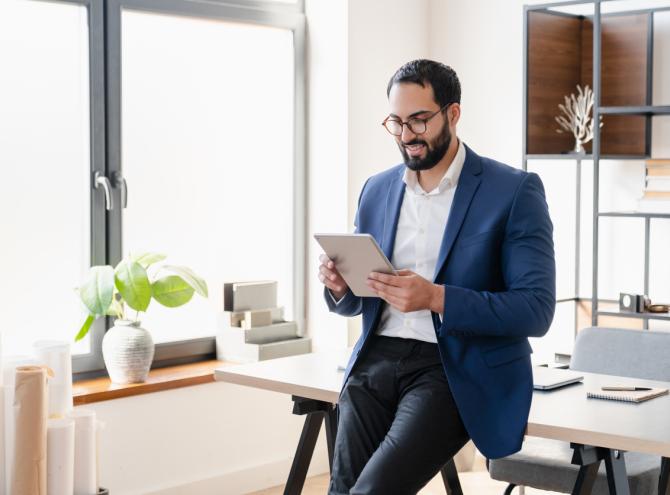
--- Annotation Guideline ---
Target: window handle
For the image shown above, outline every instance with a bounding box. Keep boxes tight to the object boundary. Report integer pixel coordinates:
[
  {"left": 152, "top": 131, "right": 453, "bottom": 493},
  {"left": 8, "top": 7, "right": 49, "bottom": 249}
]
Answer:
[
  {"left": 112, "top": 172, "right": 128, "bottom": 208},
  {"left": 93, "top": 171, "right": 114, "bottom": 211}
]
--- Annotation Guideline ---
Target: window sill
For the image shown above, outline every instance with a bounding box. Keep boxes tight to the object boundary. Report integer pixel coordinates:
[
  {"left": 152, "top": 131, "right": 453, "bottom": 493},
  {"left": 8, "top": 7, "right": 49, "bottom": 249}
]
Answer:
[{"left": 73, "top": 359, "right": 236, "bottom": 405}]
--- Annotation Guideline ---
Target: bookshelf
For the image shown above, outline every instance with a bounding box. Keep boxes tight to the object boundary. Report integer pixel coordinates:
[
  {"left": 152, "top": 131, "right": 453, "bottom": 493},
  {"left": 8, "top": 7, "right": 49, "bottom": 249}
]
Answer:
[{"left": 522, "top": 0, "right": 670, "bottom": 336}]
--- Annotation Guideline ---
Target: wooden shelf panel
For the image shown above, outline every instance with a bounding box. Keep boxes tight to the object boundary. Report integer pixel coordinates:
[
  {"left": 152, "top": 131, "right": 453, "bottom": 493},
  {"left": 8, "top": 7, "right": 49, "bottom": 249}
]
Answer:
[{"left": 72, "top": 359, "right": 236, "bottom": 405}]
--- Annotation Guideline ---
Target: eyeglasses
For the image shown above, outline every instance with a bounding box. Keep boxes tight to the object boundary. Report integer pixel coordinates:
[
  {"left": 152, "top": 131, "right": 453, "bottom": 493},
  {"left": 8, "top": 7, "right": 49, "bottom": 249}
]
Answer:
[{"left": 381, "top": 103, "right": 452, "bottom": 136}]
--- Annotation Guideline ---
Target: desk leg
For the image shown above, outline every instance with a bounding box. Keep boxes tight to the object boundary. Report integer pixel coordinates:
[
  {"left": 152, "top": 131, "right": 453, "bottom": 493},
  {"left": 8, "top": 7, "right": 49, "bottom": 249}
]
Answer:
[
  {"left": 659, "top": 457, "right": 670, "bottom": 495},
  {"left": 440, "top": 458, "right": 463, "bottom": 495},
  {"left": 570, "top": 444, "right": 630, "bottom": 495},
  {"left": 284, "top": 396, "right": 336, "bottom": 495}
]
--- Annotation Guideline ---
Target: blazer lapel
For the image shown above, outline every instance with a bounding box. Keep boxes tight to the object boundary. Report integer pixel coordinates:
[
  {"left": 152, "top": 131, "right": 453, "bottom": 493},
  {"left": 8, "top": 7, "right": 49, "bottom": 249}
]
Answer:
[
  {"left": 381, "top": 169, "right": 406, "bottom": 260},
  {"left": 432, "top": 146, "right": 482, "bottom": 281}
]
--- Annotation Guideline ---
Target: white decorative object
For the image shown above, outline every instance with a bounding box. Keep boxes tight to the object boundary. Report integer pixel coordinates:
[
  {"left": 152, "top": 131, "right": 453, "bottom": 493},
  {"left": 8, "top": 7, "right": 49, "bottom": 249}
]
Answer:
[
  {"left": 102, "top": 320, "right": 154, "bottom": 384},
  {"left": 47, "top": 418, "right": 75, "bottom": 495},
  {"left": 67, "top": 409, "right": 97, "bottom": 495},
  {"left": 33, "top": 340, "right": 73, "bottom": 418},
  {"left": 555, "top": 84, "right": 603, "bottom": 153}
]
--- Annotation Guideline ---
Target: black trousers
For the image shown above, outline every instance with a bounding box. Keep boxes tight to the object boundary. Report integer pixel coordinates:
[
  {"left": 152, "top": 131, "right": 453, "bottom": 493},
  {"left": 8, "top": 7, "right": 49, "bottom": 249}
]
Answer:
[{"left": 328, "top": 335, "right": 470, "bottom": 495}]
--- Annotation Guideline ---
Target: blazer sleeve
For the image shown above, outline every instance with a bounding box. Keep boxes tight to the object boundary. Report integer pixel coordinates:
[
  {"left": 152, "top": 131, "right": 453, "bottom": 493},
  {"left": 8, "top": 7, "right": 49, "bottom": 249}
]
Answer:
[
  {"left": 438, "top": 172, "right": 556, "bottom": 339},
  {"left": 322, "top": 178, "right": 370, "bottom": 318}
]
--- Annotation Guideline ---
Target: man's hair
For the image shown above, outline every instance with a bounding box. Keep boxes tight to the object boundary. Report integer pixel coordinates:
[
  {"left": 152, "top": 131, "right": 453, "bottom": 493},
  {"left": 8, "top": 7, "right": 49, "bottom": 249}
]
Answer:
[{"left": 386, "top": 59, "right": 461, "bottom": 107}]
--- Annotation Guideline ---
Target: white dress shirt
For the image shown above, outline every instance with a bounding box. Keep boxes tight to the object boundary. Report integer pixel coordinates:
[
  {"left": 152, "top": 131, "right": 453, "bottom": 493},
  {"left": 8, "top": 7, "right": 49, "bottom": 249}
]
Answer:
[{"left": 376, "top": 139, "right": 466, "bottom": 343}]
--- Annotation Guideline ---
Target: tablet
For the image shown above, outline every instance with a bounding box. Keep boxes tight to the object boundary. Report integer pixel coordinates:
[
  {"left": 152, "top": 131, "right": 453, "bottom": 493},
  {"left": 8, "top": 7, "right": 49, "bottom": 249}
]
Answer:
[{"left": 314, "top": 233, "right": 396, "bottom": 297}]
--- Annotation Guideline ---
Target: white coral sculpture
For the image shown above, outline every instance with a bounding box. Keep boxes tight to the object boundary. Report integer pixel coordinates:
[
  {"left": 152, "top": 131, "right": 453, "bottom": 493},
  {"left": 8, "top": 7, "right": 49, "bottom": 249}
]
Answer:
[{"left": 555, "top": 84, "right": 603, "bottom": 153}]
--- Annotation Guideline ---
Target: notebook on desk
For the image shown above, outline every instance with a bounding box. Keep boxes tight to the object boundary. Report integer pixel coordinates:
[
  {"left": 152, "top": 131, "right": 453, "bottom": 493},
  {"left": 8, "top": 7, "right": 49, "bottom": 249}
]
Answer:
[{"left": 587, "top": 388, "right": 669, "bottom": 403}]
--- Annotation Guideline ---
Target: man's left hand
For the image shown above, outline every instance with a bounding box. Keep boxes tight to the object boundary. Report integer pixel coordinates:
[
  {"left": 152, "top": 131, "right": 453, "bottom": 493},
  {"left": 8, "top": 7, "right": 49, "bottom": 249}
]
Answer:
[{"left": 367, "top": 269, "right": 444, "bottom": 314}]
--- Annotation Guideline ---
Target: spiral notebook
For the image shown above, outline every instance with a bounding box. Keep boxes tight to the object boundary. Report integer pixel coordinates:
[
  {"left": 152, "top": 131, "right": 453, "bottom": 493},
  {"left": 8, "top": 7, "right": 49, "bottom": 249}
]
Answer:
[{"left": 587, "top": 387, "right": 669, "bottom": 403}]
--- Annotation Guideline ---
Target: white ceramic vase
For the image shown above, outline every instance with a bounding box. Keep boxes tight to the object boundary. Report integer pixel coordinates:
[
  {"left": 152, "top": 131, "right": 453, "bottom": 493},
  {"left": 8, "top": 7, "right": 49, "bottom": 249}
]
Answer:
[{"left": 102, "top": 320, "right": 155, "bottom": 384}]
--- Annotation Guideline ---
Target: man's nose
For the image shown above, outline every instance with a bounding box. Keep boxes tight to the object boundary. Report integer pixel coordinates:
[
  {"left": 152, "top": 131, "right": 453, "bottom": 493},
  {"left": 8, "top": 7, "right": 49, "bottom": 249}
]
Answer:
[{"left": 400, "top": 123, "right": 417, "bottom": 143}]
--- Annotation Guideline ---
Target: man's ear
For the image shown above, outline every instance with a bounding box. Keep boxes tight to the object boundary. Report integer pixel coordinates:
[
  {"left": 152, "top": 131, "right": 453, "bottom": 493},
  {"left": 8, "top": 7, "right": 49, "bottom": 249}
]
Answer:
[{"left": 448, "top": 103, "right": 461, "bottom": 127}]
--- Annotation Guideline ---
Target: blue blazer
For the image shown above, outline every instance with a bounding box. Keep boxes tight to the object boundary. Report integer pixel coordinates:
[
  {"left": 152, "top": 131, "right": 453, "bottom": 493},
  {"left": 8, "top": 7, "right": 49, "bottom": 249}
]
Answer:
[{"left": 325, "top": 144, "right": 555, "bottom": 459}]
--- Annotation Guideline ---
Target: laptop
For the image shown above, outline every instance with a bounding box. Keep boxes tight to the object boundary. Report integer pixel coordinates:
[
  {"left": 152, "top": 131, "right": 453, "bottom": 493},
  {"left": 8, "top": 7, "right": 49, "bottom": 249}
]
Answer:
[{"left": 533, "top": 366, "right": 584, "bottom": 390}]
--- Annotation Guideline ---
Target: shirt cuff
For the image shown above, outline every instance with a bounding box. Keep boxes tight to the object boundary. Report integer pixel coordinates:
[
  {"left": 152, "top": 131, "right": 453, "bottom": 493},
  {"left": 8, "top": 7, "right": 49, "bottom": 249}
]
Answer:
[{"left": 328, "top": 289, "right": 345, "bottom": 305}]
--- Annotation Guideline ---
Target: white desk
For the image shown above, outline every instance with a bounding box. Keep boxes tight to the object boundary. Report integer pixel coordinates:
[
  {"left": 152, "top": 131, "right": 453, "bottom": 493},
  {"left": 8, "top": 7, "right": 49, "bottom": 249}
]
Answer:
[{"left": 215, "top": 350, "right": 670, "bottom": 495}]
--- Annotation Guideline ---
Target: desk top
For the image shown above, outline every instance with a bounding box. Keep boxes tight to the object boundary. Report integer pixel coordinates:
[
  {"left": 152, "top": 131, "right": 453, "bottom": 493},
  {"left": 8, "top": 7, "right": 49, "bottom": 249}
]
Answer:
[{"left": 215, "top": 350, "right": 670, "bottom": 457}]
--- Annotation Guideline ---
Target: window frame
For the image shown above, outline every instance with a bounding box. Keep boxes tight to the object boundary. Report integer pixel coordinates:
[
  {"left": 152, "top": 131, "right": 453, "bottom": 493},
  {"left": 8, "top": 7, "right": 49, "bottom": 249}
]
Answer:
[{"left": 71, "top": 0, "right": 306, "bottom": 376}]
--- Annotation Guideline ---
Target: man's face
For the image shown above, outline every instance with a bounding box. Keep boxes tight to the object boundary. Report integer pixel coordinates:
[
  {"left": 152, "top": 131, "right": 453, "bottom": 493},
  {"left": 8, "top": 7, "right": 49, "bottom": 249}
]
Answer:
[{"left": 387, "top": 82, "right": 452, "bottom": 171}]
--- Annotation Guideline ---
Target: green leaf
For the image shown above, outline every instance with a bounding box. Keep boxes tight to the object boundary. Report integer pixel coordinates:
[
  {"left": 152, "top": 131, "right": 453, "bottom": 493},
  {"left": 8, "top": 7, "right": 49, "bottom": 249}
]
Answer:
[
  {"left": 115, "top": 260, "right": 152, "bottom": 312},
  {"left": 131, "top": 252, "right": 167, "bottom": 269},
  {"left": 104, "top": 297, "right": 124, "bottom": 317},
  {"left": 78, "top": 266, "right": 114, "bottom": 315},
  {"left": 75, "top": 314, "right": 96, "bottom": 342},
  {"left": 162, "top": 265, "right": 208, "bottom": 297},
  {"left": 152, "top": 275, "right": 195, "bottom": 308}
]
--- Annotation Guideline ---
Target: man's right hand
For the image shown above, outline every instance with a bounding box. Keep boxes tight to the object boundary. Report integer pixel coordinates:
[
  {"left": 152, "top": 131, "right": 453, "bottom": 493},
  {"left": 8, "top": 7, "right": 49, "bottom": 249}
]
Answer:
[{"left": 319, "top": 254, "right": 349, "bottom": 301}]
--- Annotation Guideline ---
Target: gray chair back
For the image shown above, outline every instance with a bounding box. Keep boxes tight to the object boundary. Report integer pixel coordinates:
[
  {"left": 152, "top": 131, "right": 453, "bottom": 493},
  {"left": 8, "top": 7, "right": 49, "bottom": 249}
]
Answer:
[{"left": 570, "top": 326, "right": 670, "bottom": 381}]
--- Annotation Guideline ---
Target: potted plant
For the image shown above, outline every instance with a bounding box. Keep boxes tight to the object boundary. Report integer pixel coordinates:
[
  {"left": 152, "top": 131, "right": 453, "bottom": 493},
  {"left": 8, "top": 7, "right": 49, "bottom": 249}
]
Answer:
[{"left": 75, "top": 252, "right": 208, "bottom": 384}]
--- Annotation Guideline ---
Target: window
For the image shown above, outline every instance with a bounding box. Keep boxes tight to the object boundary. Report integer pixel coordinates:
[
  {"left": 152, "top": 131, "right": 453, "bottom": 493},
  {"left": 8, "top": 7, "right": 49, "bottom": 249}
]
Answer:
[{"left": 0, "top": 0, "right": 305, "bottom": 374}]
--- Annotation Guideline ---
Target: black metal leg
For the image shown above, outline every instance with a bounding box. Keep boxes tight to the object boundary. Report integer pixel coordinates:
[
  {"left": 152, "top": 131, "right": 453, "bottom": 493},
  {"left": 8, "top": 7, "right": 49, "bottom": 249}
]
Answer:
[
  {"left": 284, "top": 396, "right": 336, "bottom": 495},
  {"left": 502, "top": 484, "right": 517, "bottom": 495},
  {"left": 570, "top": 443, "right": 630, "bottom": 495},
  {"left": 571, "top": 444, "right": 603, "bottom": 495},
  {"left": 603, "top": 449, "right": 630, "bottom": 495},
  {"left": 324, "top": 405, "right": 338, "bottom": 471},
  {"left": 284, "top": 411, "right": 324, "bottom": 495},
  {"left": 659, "top": 457, "right": 670, "bottom": 495},
  {"left": 440, "top": 457, "right": 463, "bottom": 495}
]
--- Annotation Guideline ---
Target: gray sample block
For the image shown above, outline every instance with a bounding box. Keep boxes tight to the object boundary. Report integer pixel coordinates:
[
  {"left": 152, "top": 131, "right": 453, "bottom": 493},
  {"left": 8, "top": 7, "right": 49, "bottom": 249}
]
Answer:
[
  {"left": 223, "top": 281, "right": 277, "bottom": 312},
  {"left": 219, "top": 321, "right": 299, "bottom": 345},
  {"left": 218, "top": 307, "right": 285, "bottom": 329},
  {"left": 241, "top": 309, "right": 273, "bottom": 329},
  {"left": 216, "top": 335, "right": 311, "bottom": 363}
]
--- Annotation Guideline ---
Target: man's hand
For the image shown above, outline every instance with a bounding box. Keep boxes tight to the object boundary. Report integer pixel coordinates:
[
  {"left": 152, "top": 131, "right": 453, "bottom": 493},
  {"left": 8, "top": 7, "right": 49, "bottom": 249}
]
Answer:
[
  {"left": 367, "top": 269, "right": 444, "bottom": 314},
  {"left": 319, "top": 254, "right": 349, "bottom": 300}
]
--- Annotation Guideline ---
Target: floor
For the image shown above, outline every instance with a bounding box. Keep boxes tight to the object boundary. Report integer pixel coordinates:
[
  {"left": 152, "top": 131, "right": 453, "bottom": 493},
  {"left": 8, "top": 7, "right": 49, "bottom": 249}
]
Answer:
[{"left": 248, "top": 455, "right": 562, "bottom": 495}]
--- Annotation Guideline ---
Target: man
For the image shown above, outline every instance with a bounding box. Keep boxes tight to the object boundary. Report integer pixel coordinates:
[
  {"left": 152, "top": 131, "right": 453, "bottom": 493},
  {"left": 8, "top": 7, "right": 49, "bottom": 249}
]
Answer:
[{"left": 318, "top": 59, "right": 556, "bottom": 494}]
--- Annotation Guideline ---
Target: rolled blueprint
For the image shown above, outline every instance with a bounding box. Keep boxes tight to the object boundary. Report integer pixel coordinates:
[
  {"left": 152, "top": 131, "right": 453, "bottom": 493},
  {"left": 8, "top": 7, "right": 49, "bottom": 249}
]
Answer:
[
  {"left": 33, "top": 340, "right": 73, "bottom": 418},
  {"left": 12, "top": 365, "right": 48, "bottom": 495},
  {"left": 47, "top": 417, "right": 75, "bottom": 495},
  {"left": 67, "top": 408, "right": 97, "bottom": 495},
  {"left": 3, "top": 356, "right": 39, "bottom": 495}
]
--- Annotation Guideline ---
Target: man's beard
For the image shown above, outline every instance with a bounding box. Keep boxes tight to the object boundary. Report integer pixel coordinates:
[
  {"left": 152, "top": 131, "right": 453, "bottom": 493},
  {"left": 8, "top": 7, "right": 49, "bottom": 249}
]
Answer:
[{"left": 398, "top": 124, "right": 452, "bottom": 172}]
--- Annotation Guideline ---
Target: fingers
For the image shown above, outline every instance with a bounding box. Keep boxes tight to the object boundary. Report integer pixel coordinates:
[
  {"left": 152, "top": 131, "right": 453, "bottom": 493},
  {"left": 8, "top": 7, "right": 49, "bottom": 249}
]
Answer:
[
  {"left": 366, "top": 278, "right": 403, "bottom": 298},
  {"left": 318, "top": 254, "right": 347, "bottom": 293},
  {"left": 368, "top": 271, "right": 407, "bottom": 287}
]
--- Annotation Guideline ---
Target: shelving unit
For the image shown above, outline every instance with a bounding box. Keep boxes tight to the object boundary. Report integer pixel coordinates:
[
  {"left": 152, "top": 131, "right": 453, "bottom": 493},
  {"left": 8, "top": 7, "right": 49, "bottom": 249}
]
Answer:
[{"left": 522, "top": 0, "right": 670, "bottom": 336}]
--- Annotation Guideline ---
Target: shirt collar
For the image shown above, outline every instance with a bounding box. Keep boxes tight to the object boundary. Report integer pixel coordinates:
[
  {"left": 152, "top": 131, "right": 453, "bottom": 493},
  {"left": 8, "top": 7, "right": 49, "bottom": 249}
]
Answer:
[{"left": 402, "top": 139, "right": 466, "bottom": 195}]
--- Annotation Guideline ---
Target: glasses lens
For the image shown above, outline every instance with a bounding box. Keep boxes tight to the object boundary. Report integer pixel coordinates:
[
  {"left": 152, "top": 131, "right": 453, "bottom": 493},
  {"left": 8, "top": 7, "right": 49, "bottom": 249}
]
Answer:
[
  {"left": 407, "top": 118, "right": 426, "bottom": 135},
  {"left": 384, "top": 119, "right": 403, "bottom": 136}
]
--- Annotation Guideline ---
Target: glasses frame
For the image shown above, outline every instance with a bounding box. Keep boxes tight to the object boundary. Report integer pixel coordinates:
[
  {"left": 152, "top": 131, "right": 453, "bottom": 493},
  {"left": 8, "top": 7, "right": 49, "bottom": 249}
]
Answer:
[{"left": 381, "top": 103, "right": 452, "bottom": 136}]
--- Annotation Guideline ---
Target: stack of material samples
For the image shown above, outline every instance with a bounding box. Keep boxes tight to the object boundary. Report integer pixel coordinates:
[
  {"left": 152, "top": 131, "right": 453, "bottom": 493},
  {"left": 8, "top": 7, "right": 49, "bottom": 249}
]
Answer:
[
  {"left": 216, "top": 281, "right": 311, "bottom": 362},
  {"left": 638, "top": 159, "right": 670, "bottom": 212}
]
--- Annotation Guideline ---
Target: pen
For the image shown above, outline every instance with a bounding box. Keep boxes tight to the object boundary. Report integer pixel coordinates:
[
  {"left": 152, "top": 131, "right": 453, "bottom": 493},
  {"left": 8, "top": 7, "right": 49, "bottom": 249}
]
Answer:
[{"left": 601, "top": 386, "right": 652, "bottom": 391}]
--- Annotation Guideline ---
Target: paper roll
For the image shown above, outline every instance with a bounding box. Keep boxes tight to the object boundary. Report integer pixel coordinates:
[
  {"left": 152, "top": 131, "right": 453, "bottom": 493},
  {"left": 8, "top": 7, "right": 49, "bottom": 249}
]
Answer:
[
  {"left": 3, "top": 356, "right": 39, "bottom": 495},
  {"left": 67, "top": 409, "right": 97, "bottom": 495},
  {"left": 47, "top": 417, "right": 74, "bottom": 495},
  {"left": 12, "top": 365, "right": 48, "bottom": 495},
  {"left": 0, "top": 386, "right": 6, "bottom": 495},
  {"left": 33, "top": 340, "right": 73, "bottom": 418}
]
